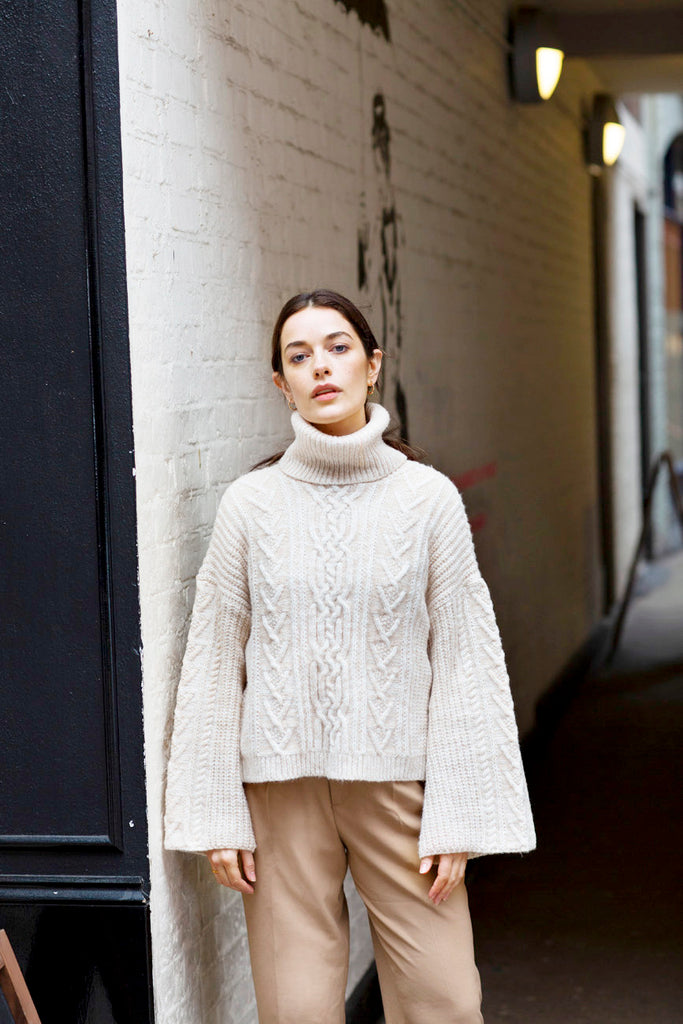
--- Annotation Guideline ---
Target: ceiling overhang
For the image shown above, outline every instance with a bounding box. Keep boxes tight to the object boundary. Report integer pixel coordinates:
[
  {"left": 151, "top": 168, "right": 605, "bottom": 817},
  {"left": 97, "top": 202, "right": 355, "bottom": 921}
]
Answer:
[{"left": 540, "top": 3, "right": 683, "bottom": 93}]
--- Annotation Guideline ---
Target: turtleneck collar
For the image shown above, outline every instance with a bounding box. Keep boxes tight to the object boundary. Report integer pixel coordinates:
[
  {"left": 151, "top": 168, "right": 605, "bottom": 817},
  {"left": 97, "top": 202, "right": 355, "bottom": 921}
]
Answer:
[{"left": 278, "top": 401, "right": 408, "bottom": 485}]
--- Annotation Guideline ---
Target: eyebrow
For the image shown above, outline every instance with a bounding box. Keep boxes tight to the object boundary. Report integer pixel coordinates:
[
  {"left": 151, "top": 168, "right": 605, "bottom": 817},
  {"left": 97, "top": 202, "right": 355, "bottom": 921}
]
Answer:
[{"left": 283, "top": 331, "right": 353, "bottom": 353}]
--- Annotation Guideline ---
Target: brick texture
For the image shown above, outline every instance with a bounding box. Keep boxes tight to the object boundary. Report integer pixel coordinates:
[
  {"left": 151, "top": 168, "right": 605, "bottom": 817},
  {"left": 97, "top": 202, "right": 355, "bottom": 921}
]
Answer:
[{"left": 116, "top": 1, "right": 609, "bottom": 1020}]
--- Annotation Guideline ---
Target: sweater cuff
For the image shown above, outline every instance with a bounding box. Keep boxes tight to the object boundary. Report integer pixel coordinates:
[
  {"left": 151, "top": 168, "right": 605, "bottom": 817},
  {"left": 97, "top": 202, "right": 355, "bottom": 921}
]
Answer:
[
  {"left": 417, "top": 811, "right": 536, "bottom": 860},
  {"left": 163, "top": 793, "right": 256, "bottom": 854}
]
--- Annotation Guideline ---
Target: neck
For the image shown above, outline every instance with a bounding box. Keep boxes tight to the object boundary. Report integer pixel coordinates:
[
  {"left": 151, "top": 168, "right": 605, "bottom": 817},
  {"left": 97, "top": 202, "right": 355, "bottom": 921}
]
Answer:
[
  {"left": 312, "top": 403, "right": 369, "bottom": 436},
  {"left": 278, "top": 402, "right": 408, "bottom": 485}
]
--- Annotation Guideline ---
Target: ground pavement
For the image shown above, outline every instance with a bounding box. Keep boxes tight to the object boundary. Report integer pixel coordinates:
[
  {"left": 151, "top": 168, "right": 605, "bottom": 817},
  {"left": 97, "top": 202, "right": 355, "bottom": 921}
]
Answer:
[{"left": 466, "top": 548, "right": 683, "bottom": 1023}]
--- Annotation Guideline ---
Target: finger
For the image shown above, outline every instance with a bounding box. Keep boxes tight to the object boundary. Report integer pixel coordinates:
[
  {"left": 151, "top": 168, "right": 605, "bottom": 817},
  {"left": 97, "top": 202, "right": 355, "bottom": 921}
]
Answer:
[
  {"left": 213, "top": 864, "right": 233, "bottom": 888},
  {"left": 226, "top": 860, "right": 254, "bottom": 894},
  {"left": 207, "top": 855, "right": 231, "bottom": 888},
  {"left": 431, "top": 853, "right": 466, "bottom": 903},
  {"left": 208, "top": 851, "right": 254, "bottom": 893},
  {"left": 419, "top": 856, "right": 433, "bottom": 875},
  {"left": 441, "top": 862, "right": 462, "bottom": 901},
  {"left": 240, "top": 850, "right": 256, "bottom": 884},
  {"left": 209, "top": 850, "right": 237, "bottom": 888},
  {"left": 439, "top": 854, "right": 468, "bottom": 904},
  {"left": 207, "top": 848, "right": 237, "bottom": 869},
  {"left": 428, "top": 856, "right": 451, "bottom": 901},
  {"left": 219, "top": 851, "right": 251, "bottom": 893},
  {"left": 454, "top": 853, "right": 467, "bottom": 884}
]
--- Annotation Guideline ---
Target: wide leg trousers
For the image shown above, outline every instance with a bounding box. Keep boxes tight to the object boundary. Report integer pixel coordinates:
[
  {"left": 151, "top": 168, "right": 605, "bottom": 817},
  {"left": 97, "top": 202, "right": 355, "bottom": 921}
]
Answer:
[{"left": 242, "top": 778, "right": 484, "bottom": 1024}]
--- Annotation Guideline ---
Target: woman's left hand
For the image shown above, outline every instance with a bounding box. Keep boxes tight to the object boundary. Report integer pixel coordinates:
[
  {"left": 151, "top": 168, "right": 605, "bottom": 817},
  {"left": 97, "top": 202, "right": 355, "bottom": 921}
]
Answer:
[{"left": 419, "top": 852, "right": 468, "bottom": 905}]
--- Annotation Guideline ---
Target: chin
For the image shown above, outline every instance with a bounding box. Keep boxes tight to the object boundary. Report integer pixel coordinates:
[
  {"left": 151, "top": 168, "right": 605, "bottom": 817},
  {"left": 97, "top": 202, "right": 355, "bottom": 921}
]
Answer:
[
  {"left": 306, "top": 408, "right": 344, "bottom": 424},
  {"left": 309, "top": 402, "right": 349, "bottom": 418},
  {"left": 307, "top": 400, "right": 367, "bottom": 430}
]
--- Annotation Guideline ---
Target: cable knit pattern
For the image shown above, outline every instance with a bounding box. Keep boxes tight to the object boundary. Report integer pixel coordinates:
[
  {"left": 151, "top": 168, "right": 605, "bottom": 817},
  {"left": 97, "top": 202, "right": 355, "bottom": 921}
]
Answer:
[
  {"left": 366, "top": 472, "right": 432, "bottom": 755},
  {"left": 163, "top": 402, "right": 536, "bottom": 858},
  {"left": 307, "top": 483, "right": 362, "bottom": 747}
]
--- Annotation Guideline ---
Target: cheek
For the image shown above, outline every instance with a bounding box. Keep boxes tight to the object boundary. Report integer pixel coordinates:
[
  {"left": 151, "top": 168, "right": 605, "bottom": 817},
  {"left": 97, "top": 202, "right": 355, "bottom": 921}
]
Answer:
[{"left": 342, "top": 353, "right": 370, "bottom": 383}]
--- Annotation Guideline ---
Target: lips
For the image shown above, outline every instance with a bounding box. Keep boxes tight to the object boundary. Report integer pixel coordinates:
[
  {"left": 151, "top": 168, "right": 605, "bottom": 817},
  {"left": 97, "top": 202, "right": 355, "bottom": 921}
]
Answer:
[{"left": 311, "top": 386, "right": 340, "bottom": 397}]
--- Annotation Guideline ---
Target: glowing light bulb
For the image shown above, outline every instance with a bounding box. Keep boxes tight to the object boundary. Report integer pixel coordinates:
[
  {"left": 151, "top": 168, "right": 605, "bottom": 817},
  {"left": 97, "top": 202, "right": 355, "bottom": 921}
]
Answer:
[
  {"left": 603, "top": 121, "right": 626, "bottom": 166},
  {"left": 536, "top": 47, "right": 564, "bottom": 100}
]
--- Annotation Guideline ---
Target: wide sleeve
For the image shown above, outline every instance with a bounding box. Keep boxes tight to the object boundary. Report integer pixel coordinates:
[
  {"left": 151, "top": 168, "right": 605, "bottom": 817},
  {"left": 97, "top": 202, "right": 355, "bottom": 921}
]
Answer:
[
  {"left": 163, "top": 485, "right": 256, "bottom": 853},
  {"left": 418, "top": 478, "right": 536, "bottom": 860}
]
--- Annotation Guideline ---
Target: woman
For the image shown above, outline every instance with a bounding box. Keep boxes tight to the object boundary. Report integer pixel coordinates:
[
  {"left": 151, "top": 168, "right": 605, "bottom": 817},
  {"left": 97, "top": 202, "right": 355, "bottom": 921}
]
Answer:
[{"left": 164, "top": 289, "right": 536, "bottom": 1023}]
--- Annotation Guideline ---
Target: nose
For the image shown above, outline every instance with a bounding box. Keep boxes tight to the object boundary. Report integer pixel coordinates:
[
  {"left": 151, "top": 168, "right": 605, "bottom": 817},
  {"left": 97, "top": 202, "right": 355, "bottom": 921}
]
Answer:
[{"left": 311, "top": 350, "right": 331, "bottom": 377}]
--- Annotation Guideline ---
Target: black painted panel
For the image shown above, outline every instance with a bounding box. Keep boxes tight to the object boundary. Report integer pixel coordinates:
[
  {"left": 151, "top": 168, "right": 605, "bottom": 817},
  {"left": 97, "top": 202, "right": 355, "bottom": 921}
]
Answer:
[
  {"left": 0, "top": 4, "right": 112, "bottom": 838},
  {"left": 0, "top": 904, "right": 154, "bottom": 1024},
  {"left": 0, "top": 0, "right": 146, "bottom": 921}
]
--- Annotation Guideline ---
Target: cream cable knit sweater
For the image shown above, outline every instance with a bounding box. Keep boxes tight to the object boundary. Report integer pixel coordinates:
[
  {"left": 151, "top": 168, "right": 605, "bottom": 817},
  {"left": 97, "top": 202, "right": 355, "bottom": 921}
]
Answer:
[{"left": 164, "top": 402, "right": 536, "bottom": 859}]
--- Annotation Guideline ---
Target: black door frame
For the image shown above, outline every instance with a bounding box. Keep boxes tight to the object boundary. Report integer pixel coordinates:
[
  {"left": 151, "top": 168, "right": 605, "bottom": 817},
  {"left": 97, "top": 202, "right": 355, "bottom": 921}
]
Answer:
[{"left": 1, "top": 0, "right": 152, "bottom": 1018}]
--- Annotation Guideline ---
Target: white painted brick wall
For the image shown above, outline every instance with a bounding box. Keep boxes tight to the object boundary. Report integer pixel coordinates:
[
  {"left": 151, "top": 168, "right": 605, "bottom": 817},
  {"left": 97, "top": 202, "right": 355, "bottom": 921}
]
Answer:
[
  {"left": 605, "top": 105, "right": 648, "bottom": 596},
  {"left": 116, "top": 1, "right": 611, "bottom": 1020},
  {"left": 643, "top": 94, "right": 683, "bottom": 554}
]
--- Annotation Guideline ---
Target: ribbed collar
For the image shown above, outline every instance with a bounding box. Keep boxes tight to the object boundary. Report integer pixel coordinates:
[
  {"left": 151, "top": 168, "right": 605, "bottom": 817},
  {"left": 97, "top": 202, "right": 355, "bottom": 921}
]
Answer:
[{"left": 278, "top": 401, "right": 408, "bottom": 485}]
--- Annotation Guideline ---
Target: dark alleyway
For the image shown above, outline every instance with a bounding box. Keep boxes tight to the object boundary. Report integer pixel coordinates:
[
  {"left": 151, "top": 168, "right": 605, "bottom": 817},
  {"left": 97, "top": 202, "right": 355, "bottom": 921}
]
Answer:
[{"left": 466, "top": 549, "right": 683, "bottom": 1023}]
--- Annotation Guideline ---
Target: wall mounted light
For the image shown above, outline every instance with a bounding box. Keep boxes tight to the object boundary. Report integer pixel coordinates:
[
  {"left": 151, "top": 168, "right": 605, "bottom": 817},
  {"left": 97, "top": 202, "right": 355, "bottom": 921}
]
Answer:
[
  {"left": 586, "top": 94, "right": 626, "bottom": 173},
  {"left": 509, "top": 7, "right": 565, "bottom": 103}
]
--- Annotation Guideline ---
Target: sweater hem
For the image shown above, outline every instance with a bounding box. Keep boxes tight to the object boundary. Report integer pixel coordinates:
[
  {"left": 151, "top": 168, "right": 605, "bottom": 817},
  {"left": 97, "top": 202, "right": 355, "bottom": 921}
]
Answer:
[{"left": 241, "top": 752, "right": 427, "bottom": 782}]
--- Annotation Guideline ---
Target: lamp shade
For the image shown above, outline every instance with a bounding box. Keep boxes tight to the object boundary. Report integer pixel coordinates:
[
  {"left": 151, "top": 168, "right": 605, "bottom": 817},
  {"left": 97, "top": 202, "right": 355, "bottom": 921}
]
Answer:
[
  {"left": 536, "top": 46, "right": 564, "bottom": 100},
  {"left": 510, "top": 7, "right": 565, "bottom": 103},
  {"left": 587, "top": 94, "right": 626, "bottom": 170}
]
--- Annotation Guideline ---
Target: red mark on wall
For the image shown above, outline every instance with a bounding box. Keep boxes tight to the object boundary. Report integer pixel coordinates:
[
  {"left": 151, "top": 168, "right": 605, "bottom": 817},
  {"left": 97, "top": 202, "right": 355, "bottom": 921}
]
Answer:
[
  {"left": 449, "top": 462, "right": 497, "bottom": 534},
  {"left": 450, "top": 461, "right": 497, "bottom": 491},
  {"left": 467, "top": 512, "right": 488, "bottom": 534}
]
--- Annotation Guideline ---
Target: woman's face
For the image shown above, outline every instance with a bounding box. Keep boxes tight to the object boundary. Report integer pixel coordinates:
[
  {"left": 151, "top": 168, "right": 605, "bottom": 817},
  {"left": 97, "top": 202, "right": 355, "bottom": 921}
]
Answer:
[{"left": 274, "top": 306, "right": 382, "bottom": 436}]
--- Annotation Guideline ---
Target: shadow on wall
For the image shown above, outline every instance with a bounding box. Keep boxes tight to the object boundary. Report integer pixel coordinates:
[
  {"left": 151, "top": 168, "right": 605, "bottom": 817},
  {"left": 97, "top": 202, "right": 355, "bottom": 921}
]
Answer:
[
  {"left": 336, "top": 0, "right": 390, "bottom": 41},
  {"left": 358, "top": 91, "right": 410, "bottom": 443},
  {"left": 338, "top": 0, "right": 410, "bottom": 441}
]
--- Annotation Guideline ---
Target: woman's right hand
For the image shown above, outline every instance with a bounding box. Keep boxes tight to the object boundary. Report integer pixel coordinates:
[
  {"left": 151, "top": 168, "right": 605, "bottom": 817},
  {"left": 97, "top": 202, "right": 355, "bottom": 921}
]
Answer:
[{"left": 205, "top": 848, "right": 256, "bottom": 893}]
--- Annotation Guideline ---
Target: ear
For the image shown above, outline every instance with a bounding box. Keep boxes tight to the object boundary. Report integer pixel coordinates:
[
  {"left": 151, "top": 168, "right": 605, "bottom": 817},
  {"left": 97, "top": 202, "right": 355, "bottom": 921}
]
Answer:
[
  {"left": 272, "top": 370, "right": 291, "bottom": 399},
  {"left": 368, "top": 348, "right": 383, "bottom": 386}
]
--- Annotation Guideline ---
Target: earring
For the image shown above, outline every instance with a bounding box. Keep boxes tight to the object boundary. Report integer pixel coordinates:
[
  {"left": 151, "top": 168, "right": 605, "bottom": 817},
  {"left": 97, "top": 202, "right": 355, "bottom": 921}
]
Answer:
[
  {"left": 367, "top": 381, "right": 375, "bottom": 396},
  {"left": 288, "top": 398, "right": 297, "bottom": 410}
]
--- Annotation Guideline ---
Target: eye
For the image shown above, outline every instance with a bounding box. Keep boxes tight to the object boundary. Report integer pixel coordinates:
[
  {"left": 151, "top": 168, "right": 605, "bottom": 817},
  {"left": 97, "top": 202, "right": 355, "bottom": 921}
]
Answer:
[
  {"left": 290, "top": 353, "right": 306, "bottom": 363},
  {"left": 332, "top": 344, "right": 349, "bottom": 353}
]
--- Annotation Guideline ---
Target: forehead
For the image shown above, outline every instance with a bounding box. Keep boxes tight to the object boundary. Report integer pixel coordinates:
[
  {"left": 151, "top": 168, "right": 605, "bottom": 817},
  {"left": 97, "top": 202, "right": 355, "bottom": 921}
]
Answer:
[{"left": 280, "top": 305, "right": 357, "bottom": 343}]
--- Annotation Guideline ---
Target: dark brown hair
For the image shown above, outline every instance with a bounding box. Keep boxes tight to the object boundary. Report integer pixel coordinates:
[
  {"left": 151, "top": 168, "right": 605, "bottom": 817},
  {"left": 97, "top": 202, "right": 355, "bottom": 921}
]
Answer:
[{"left": 249, "top": 289, "right": 426, "bottom": 470}]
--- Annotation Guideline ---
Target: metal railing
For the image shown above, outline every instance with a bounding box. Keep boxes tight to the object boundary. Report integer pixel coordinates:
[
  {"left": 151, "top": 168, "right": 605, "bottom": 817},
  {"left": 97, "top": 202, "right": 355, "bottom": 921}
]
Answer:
[{"left": 604, "top": 451, "right": 683, "bottom": 664}]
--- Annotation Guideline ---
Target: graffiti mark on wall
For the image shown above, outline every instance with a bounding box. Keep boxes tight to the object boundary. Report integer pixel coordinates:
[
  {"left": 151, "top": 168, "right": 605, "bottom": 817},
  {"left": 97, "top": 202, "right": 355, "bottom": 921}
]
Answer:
[
  {"left": 358, "top": 93, "right": 409, "bottom": 441},
  {"left": 336, "top": 0, "right": 390, "bottom": 41}
]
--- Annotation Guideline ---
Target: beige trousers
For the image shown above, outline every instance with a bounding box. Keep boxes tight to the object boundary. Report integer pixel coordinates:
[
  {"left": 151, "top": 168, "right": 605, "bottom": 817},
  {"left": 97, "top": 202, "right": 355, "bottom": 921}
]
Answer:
[{"left": 242, "top": 778, "right": 484, "bottom": 1024}]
